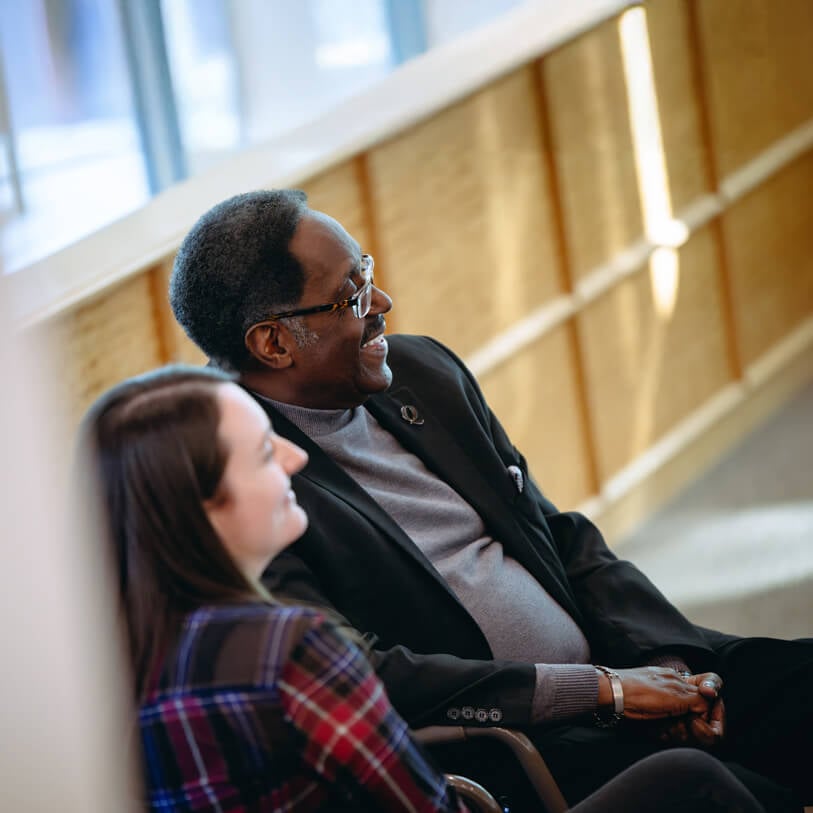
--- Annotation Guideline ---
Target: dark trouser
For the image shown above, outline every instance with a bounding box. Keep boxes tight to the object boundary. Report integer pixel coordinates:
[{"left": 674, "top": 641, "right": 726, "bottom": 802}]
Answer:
[
  {"left": 530, "top": 723, "right": 795, "bottom": 813},
  {"left": 712, "top": 636, "right": 813, "bottom": 799},
  {"left": 569, "top": 749, "right": 764, "bottom": 813},
  {"left": 430, "top": 637, "right": 813, "bottom": 812}
]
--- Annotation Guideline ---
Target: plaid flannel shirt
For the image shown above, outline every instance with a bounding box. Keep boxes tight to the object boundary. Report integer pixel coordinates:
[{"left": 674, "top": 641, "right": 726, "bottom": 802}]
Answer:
[{"left": 139, "top": 604, "right": 467, "bottom": 812}]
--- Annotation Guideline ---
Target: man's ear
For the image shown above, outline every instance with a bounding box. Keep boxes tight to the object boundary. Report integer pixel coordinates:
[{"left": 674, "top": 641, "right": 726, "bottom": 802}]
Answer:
[{"left": 244, "top": 322, "right": 294, "bottom": 370}]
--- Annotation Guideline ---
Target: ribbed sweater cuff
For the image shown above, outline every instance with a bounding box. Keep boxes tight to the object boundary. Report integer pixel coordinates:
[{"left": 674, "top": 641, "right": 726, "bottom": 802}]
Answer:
[{"left": 531, "top": 664, "right": 599, "bottom": 723}]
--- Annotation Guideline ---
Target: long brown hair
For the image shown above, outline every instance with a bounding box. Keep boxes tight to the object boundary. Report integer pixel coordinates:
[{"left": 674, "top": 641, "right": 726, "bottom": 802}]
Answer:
[{"left": 80, "top": 365, "right": 264, "bottom": 699}]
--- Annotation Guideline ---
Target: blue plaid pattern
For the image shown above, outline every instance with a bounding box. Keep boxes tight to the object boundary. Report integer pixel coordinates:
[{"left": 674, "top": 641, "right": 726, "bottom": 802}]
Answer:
[{"left": 139, "top": 604, "right": 466, "bottom": 811}]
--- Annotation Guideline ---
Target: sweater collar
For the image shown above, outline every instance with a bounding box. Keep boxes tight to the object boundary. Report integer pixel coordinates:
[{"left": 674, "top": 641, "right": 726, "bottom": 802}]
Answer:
[{"left": 257, "top": 395, "right": 354, "bottom": 438}]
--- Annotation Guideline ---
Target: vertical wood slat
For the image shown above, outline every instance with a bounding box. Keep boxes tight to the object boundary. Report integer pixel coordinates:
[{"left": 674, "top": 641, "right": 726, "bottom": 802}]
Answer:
[
  {"left": 533, "top": 57, "right": 601, "bottom": 499},
  {"left": 577, "top": 226, "right": 734, "bottom": 481},
  {"left": 682, "top": 0, "right": 743, "bottom": 381},
  {"left": 542, "top": 17, "right": 643, "bottom": 282},
  {"left": 148, "top": 260, "right": 172, "bottom": 364}
]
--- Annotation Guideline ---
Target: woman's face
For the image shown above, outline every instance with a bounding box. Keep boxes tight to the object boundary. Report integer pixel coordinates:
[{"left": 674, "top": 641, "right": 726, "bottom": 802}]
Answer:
[{"left": 204, "top": 383, "right": 308, "bottom": 580}]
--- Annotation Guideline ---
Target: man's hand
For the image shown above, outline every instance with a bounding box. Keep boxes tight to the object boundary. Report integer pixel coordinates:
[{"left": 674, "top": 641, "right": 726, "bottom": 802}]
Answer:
[
  {"left": 690, "top": 695, "right": 725, "bottom": 746},
  {"left": 687, "top": 672, "right": 725, "bottom": 746},
  {"left": 597, "top": 666, "right": 714, "bottom": 719},
  {"left": 644, "top": 672, "right": 726, "bottom": 748}
]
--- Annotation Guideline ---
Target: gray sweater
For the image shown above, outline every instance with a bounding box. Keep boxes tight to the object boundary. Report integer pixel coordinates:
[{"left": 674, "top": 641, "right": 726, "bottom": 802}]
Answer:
[{"left": 268, "top": 400, "right": 599, "bottom": 722}]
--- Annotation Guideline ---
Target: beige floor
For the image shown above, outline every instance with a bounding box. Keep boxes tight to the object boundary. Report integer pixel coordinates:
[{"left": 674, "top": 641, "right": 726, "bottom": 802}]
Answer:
[{"left": 618, "top": 379, "right": 813, "bottom": 639}]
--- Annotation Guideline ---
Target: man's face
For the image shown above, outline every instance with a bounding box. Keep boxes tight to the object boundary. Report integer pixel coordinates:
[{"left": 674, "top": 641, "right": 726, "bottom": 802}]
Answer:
[{"left": 283, "top": 211, "right": 393, "bottom": 409}]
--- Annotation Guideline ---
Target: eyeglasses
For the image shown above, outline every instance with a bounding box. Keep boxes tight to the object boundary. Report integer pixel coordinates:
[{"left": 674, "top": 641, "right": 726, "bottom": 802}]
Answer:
[{"left": 265, "top": 254, "right": 375, "bottom": 321}]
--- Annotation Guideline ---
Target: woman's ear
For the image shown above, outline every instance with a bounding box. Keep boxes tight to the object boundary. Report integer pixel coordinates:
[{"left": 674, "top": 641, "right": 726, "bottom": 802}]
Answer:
[{"left": 244, "top": 322, "right": 294, "bottom": 370}]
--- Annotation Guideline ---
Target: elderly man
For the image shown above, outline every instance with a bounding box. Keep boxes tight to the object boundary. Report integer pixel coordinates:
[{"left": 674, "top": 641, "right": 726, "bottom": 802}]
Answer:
[{"left": 170, "top": 189, "right": 811, "bottom": 810}]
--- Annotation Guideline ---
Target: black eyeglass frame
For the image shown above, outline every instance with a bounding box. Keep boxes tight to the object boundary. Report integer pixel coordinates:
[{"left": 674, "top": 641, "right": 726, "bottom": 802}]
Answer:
[{"left": 263, "top": 254, "right": 375, "bottom": 322}]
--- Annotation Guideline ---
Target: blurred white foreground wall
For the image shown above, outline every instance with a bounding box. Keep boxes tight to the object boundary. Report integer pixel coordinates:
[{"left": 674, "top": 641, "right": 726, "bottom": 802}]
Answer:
[{"left": 0, "top": 279, "right": 138, "bottom": 811}]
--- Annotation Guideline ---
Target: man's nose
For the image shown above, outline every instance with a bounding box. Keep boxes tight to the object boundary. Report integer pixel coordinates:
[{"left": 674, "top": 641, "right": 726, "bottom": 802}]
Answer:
[{"left": 370, "top": 283, "right": 392, "bottom": 315}]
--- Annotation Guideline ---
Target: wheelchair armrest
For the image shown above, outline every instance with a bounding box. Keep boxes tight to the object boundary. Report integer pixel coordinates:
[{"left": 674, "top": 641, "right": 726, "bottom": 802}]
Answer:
[
  {"left": 444, "top": 774, "right": 504, "bottom": 812},
  {"left": 414, "top": 726, "right": 568, "bottom": 813}
]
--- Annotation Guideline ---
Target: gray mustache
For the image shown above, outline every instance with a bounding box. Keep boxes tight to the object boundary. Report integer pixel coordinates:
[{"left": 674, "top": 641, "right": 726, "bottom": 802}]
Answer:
[{"left": 362, "top": 317, "right": 386, "bottom": 344}]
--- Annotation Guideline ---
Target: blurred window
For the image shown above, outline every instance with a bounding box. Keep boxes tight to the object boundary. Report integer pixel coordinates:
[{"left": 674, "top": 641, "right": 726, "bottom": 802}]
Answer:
[
  {"left": 223, "top": 0, "right": 396, "bottom": 149},
  {"left": 0, "top": 0, "right": 148, "bottom": 272},
  {"left": 0, "top": 0, "right": 526, "bottom": 272},
  {"left": 425, "top": 0, "right": 525, "bottom": 45},
  {"left": 160, "top": 0, "right": 241, "bottom": 175}
]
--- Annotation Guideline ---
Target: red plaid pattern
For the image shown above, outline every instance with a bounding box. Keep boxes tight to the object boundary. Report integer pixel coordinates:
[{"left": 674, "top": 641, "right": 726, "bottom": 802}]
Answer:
[{"left": 139, "top": 604, "right": 467, "bottom": 811}]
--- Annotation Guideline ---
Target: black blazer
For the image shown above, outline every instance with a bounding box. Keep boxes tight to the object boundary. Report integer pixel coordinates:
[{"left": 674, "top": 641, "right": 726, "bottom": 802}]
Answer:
[{"left": 258, "top": 335, "right": 716, "bottom": 728}]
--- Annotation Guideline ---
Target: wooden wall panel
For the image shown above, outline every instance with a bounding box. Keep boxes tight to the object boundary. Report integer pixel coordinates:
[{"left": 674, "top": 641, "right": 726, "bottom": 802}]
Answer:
[
  {"left": 30, "top": 4, "right": 813, "bottom": 523},
  {"left": 646, "top": 0, "right": 711, "bottom": 210},
  {"left": 723, "top": 150, "right": 813, "bottom": 366},
  {"left": 49, "top": 275, "right": 164, "bottom": 425},
  {"left": 543, "top": 18, "right": 643, "bottom": 281},
  {"left": 578, "top": 225, "right": 733, "bottom": 481},
  {"left": 365, "top": 67, "right": 564, "bottom": 358},
  {"left": 300, "top": 160, "right": 372, "bottom": 255},
  {"left": 695, "top": 0, "right": 813, "bottom": 177},
  {"left": 479, "top": 324, "right": 594, "bottom": 509}
]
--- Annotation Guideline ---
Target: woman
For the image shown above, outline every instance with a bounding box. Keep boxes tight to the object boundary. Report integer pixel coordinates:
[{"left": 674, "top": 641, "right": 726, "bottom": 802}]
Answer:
[
  {"left": 82, "top": 365, "right": 764, "bottom": 812},
  {"left": 83, "top": 364, "right": 462, "bottom": 811}
]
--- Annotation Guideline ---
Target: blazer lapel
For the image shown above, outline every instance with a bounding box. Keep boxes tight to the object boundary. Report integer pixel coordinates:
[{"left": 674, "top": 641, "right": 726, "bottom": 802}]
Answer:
[{"left": 367, "top": 386, "right": 582, "bottom": 620}]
